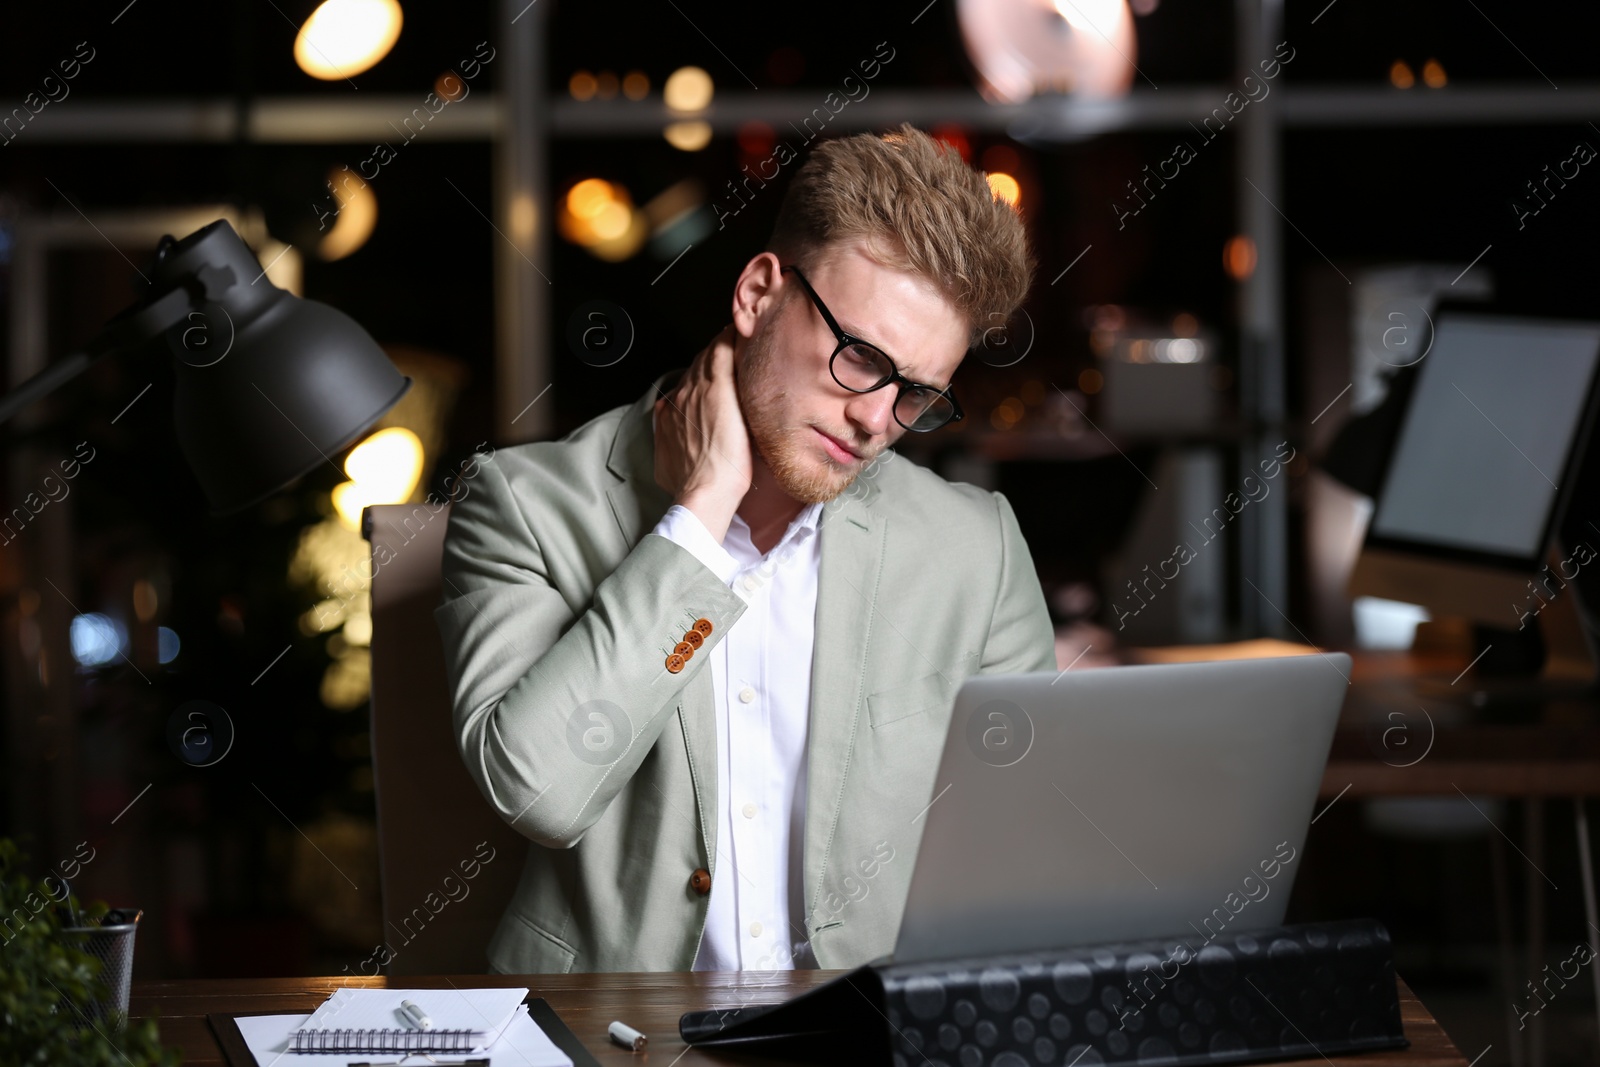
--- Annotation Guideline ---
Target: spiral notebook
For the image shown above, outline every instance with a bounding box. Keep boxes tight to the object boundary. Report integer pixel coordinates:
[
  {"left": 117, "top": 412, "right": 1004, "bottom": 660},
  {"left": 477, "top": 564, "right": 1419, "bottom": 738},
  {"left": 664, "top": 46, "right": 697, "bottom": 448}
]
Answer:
[
  {"left": 208, "top": 986, "right": 581, "bottom": 1066},
  {"left": 289, "top": 987, "right": 527, "bottom": 1052}
]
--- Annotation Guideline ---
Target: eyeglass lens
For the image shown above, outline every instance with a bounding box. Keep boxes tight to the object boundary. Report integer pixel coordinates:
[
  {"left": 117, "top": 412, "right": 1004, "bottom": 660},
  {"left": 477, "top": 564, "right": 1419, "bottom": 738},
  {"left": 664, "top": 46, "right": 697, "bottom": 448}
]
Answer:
[{"left": 832, "top": 344, "right": 953, "bottom": 430}]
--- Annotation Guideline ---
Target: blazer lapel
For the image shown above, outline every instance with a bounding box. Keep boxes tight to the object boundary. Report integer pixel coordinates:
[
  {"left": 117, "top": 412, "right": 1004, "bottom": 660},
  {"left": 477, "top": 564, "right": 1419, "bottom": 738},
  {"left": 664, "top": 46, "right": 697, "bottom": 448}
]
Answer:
[
  {"left": 802, "top": 475, "right": 888, "bottom": 933},
  {"left": 604, "top": 371, "right": 678, "bottom": 549},
  {"left": 604, "top": 370, "right": 720, "bottom": 868}
]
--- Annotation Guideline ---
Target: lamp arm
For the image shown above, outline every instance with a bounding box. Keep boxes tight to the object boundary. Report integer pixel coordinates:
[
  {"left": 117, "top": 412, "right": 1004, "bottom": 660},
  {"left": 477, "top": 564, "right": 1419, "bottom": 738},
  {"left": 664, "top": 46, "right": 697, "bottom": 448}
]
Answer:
[
  {"left": 0, "top": 349, "right": 104, "bottom": 427},
  {"left": 0, "top": 285, "right": 197, "bottom": 428}
]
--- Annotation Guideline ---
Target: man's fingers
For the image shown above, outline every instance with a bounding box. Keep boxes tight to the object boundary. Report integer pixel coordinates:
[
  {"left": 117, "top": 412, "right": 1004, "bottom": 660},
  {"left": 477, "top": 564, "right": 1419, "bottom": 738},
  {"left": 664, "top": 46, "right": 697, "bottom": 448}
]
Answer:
[
  {"left": 709, "top": 326, "right": 737, "bottom": 387},
  {"left": 689, "top": 329, "right": 723, "bottom": 382}
]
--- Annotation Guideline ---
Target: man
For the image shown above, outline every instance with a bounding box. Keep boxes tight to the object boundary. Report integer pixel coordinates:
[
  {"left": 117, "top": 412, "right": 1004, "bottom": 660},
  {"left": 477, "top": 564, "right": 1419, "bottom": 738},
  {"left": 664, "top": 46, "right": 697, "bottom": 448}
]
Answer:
[{"left": 435, "top": 124, "right": 1056, "bottom": 974}]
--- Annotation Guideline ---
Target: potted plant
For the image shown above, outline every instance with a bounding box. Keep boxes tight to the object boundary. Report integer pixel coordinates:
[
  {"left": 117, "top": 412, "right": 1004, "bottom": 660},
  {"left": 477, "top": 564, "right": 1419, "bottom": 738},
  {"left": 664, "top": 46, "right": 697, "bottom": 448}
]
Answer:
[{"left": 0, "top": 837, "right": 180, "bottom": 1065}]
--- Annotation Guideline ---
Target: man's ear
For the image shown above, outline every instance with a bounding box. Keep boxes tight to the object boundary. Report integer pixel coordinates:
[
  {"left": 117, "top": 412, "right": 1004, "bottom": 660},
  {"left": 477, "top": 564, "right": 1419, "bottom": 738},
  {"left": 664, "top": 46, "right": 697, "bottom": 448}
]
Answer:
[{"left": 732, "top": 252, "right": 785, "bottom": 340}]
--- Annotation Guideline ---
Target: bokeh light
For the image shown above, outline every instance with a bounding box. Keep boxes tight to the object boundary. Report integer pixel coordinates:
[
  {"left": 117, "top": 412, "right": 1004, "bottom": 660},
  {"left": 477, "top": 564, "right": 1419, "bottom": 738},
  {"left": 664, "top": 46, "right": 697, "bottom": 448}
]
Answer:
[
  {"left": 318, "top": 165, "right": 377, "bottom": 261},
  {"left": 1224, "top": 235, "right": 1257, "bottom": 280},
  {"left": 664, "top": 66, "right": 713, "bottom": 112},
  {"left": 663, "top": 120, "right": 713, "bottom": 152},
  {"left": 331, "top": 426, "right": 424, "bottom": 530},
  {"left": 294, "top": 0, "right": 403, "bottom": 80},
  {"left": 559, "top": 178, "right": 649, "bottom": 260},
  {"left": 70, "top": 613, "right": 126, "bottom": 668},
  {"left": 986, "top": 172, "right": 1021, "bottom": 208}
]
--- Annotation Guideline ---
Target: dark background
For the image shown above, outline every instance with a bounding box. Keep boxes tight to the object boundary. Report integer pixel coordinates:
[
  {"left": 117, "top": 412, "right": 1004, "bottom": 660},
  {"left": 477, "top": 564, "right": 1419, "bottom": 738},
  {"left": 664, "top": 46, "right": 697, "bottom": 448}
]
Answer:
[{"left": 1, "top": 2, "right": 1597, "bottom": 1062}]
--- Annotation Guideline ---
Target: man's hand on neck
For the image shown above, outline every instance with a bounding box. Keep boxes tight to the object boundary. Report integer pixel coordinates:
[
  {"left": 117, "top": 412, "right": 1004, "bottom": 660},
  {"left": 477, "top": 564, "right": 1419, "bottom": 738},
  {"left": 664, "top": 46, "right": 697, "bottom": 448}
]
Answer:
[{"left": 654, "top": 327, "right": 755, "bottom": 543}]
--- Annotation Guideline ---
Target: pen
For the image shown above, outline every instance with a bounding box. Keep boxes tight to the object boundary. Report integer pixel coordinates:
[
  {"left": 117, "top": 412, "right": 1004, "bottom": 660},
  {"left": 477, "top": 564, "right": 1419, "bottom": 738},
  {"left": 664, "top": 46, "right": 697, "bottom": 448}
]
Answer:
[
  {"left": 608, "top": 1019, "right": 648, "bottom": 1051},
  {"left": 400, "top": 999, "right": 433, "bottom": 1030}
]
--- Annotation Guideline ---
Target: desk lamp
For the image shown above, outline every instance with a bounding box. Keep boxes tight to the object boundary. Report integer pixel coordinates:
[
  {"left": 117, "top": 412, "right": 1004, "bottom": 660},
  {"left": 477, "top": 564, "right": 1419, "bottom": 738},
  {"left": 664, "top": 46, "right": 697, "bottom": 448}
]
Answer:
[{"left": 0, "top": 218, "right": 410, "bottom": 514}]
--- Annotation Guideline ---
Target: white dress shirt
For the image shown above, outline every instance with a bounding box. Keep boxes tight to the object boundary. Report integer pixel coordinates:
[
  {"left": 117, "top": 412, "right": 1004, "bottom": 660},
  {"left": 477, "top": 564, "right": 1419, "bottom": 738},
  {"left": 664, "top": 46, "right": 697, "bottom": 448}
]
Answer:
[{"left": 648, "top": 498, "right": 823, "bottom": 971}]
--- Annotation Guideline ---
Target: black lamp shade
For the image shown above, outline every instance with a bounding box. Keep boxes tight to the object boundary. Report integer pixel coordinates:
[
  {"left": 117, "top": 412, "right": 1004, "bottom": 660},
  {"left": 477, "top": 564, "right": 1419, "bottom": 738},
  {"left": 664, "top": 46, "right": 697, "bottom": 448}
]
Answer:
[{"left": 158, "top": 221, "right": 410, "bottom": 515}]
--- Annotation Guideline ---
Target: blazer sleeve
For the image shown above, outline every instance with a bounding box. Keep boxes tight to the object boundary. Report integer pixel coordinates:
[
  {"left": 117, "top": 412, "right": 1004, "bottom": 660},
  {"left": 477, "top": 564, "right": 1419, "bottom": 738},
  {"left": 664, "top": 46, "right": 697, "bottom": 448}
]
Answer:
[
  {"left": 434, "top": 452, "right": 747, "bottom": 849},
  {"left": 979, "top": 490, "right": 1059, "bottom": 675}
]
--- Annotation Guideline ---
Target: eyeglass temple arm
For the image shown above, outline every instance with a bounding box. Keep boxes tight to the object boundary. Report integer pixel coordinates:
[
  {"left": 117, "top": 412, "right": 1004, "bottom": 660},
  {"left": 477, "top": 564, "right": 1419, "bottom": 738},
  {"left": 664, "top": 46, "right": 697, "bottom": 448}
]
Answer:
[{"left": 782, "top": 265, "right": 852, "bottom": 345}]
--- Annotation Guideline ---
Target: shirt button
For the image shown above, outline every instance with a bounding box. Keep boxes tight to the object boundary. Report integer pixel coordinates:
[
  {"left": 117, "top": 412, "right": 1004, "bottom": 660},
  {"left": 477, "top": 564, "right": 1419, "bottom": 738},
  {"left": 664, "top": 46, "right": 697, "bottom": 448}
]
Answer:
[
  {"left": 739, "top": 574, "right": 759, "bottom": 592},
  {"left": 742, "top": 802, "right": 756, "bottom": 819},
  {"left": 749, "top": 921, "right": 763, "bottom": 937},
  {"left": 738, "top": 687, "right": 756, "bottom": 704}
]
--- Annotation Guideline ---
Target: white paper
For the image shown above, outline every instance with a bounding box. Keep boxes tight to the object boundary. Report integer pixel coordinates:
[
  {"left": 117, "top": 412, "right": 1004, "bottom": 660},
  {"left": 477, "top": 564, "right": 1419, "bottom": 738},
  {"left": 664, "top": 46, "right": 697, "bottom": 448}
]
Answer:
[{"left": 235, "top": 1003, "right": 572, "bottom": 1067}]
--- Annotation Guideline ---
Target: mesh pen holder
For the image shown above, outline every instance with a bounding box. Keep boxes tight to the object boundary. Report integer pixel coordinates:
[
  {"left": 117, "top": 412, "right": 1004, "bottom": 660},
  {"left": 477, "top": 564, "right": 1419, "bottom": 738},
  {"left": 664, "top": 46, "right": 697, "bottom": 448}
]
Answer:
[{"left": 58, "top": 908, "right": 142, "bottom": 1027}]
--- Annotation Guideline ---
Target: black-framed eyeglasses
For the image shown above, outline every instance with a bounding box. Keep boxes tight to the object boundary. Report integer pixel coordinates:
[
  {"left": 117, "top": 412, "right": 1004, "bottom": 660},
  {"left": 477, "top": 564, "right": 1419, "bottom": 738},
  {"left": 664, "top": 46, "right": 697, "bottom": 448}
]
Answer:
[{"left": 781, "top": 264, "right": 964, "bottom": 432}]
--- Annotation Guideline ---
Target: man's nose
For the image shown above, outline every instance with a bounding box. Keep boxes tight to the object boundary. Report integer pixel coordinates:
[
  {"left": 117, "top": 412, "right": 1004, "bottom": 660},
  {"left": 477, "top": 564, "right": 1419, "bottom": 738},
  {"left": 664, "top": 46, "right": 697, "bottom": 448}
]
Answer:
[{"left": 845, "top": 387, "right": 897, "bottom": 438}]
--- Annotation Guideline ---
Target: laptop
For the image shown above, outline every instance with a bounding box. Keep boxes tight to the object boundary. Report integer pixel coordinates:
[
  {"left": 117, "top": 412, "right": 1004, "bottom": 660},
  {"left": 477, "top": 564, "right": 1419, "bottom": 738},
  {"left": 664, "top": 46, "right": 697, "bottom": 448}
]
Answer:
[{"left": 891, "top": 652, "right": 1350, "bottom": 962}]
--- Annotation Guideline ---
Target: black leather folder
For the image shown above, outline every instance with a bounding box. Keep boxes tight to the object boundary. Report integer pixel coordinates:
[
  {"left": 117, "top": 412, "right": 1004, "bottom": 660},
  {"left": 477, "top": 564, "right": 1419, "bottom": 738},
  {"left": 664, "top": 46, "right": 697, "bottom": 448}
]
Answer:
[{"left": 681, "top": 918, "right": 1408, "bottom": 1066}]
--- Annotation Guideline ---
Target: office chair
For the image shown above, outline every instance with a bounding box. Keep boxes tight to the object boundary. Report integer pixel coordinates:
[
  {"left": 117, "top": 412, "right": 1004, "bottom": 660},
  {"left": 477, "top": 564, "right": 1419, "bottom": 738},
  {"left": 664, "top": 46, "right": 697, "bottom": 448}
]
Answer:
[{"left": 363, "top": 502, "right": 524, "bottom": 975}]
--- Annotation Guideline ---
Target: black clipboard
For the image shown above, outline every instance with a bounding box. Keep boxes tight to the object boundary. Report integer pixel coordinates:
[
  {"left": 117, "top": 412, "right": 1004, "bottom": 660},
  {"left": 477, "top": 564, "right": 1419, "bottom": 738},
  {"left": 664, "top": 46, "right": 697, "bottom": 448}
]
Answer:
[{"left": 206, "top": 992, "right": 601, "bottom": 1067}]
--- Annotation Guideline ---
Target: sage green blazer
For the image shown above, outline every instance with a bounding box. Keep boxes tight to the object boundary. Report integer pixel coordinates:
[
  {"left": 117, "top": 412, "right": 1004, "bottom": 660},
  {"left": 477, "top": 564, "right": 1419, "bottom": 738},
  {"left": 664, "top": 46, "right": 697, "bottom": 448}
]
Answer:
[{"left": 434, "top": 370, "right": 1057, "bottom": 973}]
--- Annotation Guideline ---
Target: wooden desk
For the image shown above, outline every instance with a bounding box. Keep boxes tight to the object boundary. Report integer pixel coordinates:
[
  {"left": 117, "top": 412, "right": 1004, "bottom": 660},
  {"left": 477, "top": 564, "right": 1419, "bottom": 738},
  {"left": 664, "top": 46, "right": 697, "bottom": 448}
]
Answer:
[
  {"left": 1099, "top": 644, "right": 1597, "bottom": 1067},
  {"left": 1131, "top": 645, "right": 1600, "bottom": 796},
  {"left": 1308, "top": 649, "right": 1600, "bottom": 1067},
  {"left": 135, "top": 971, "right": 1467, "bottom": 1067},
  {"left": 1320, "top": 650, "right": 1600, "bottom": 797}
]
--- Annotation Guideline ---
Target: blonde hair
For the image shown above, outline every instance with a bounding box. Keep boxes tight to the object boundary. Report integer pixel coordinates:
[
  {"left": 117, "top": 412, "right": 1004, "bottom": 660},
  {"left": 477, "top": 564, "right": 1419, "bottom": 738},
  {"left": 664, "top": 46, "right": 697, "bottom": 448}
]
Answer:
[{"left": 767, "top": 123, "right": 1034, "bottom": 346}]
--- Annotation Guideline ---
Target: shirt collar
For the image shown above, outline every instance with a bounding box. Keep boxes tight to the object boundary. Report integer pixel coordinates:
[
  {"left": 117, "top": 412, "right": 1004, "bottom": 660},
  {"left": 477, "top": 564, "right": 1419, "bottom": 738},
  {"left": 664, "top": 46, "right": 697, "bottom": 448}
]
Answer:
[
  {"left": 791, "top": 500, "right": 824, "bottom": 536},
  {"left": 729, "top": 499, "right": 824, "bottom": 555}
]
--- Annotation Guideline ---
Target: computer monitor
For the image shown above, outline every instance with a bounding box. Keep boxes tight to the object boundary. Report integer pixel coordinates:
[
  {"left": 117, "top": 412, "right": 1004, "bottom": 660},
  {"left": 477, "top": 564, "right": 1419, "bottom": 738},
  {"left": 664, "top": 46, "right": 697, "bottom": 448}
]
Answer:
[{"left": 1349, "top": 308, "right": 1600, "bottom": 634}]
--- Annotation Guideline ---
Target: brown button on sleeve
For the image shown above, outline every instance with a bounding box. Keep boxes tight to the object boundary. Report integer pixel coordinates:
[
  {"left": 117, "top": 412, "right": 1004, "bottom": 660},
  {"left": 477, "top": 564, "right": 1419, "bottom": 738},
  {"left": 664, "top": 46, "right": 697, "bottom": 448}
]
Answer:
[
  {"left": 690, "top": 867, "right": 712, "bottom": 895},
  {"left": 693, "top": 618, "right": 713, "bottom": 638},
  {"left": 666, "top": 653, "right": 686, "bottom": 673},
  {"left": 683, "top": 629, "right": 704, "bottom": 649},
  {"left": 673, "top": 641, "right": 694, "bottom": 658}
]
